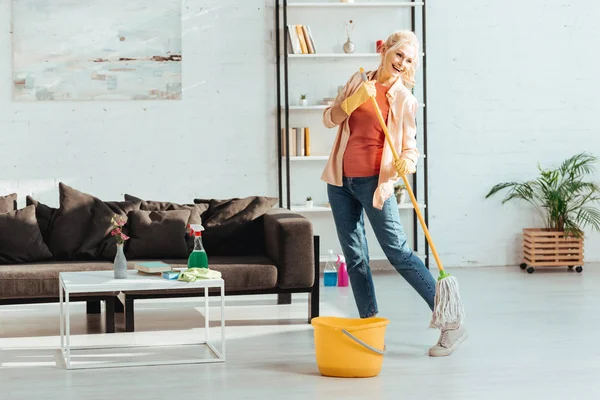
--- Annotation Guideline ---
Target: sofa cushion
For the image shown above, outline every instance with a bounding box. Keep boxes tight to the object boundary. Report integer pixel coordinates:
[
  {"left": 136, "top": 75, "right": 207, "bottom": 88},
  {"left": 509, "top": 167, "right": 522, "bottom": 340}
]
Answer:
[
  {"left": 48, "top": 183, "right": 142, "bottom": 260},
  {"left": 193, "top": 196, "right": 278, "bottom": 256},
  {"left": 124, "top": 194, "right": 210, "bottom": 251},
  {"left": 25, "top": 196, "right": 58, "bottom": 244},
  {"left": 125, "top": 210, "right": 191, "bottom": 260},
  {"left": 0, "top": 193, "right": 17, "bottom": 213},
  {"left": 0, "top": 261, "right": 126, "bottom": 299},
  {"left": 124, "top": 194, "right": 209, "bottom": 225},
  {"left": 0, "top": 205, "right": 53, "bottom": 264},
  {"left": 0, "top": 256, "right": 277, "bottom": 299}
]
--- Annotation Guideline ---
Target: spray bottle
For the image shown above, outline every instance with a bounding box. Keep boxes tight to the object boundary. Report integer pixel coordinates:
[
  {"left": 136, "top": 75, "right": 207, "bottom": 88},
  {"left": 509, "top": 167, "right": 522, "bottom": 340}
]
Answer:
[
  {"left": 188, "top": 224, "right": 209, "bottom": 269},
  {"left": 336, "top": 254, "right": 348, "bottom": 287}
]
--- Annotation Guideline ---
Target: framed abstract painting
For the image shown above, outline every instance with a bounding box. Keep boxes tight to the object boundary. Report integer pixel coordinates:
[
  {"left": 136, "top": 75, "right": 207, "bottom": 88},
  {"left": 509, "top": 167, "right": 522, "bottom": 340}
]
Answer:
[{"left": 11, "top": 0, "right": 182, "bottom": 101}]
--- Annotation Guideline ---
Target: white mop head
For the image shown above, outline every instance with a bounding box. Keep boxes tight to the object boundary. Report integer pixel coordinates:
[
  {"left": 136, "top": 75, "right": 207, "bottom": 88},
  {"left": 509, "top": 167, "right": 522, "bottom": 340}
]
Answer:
[{"left": 429, "top": 275, "right": 465, "bottom": 330}]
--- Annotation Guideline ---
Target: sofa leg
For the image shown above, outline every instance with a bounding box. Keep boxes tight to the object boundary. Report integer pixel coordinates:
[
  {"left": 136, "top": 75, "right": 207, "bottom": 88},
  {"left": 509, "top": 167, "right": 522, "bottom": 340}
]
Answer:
[
  {"left": 86, "top": 300, "right": 101, "bottom": 314},
  {"left": 105, "top": 298, "right": 115, "bottom": 333},
  {"left": 277, "top": 293, "right": 292, "bottom": 305},
  {"left": 309, "top": 235, "right": 320, "bottom": 323}
]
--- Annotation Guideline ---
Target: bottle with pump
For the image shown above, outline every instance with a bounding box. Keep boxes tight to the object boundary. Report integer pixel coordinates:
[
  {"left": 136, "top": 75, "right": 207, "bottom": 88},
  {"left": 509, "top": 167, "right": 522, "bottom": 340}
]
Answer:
[
  {"left": 323, "top": 249, "right": 337, "bottom": 286},
  {"left": 187, "top": 224, "right": 209, "bottom": 269}
]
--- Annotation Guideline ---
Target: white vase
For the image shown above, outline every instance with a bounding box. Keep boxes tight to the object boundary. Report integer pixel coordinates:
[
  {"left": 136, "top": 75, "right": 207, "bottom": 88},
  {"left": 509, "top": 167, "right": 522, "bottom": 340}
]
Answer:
[
  {"left": 306, "top": 200, "right": 313, "bottom": 208},
  {"left": 114, "top": 243, "right": 128, "bottom": 279},
  {"left": 343, "top": 38, "right": 355, "bottom": 54},
  {"left": 300, "top": 98, "right": 308, "bottom": 106}
]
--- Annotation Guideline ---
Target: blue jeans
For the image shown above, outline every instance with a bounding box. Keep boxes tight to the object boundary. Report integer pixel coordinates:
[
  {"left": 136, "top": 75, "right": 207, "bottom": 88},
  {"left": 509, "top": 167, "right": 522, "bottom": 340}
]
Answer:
[{"left": 327, "top": 175, "right": 436, "bottom": 318}]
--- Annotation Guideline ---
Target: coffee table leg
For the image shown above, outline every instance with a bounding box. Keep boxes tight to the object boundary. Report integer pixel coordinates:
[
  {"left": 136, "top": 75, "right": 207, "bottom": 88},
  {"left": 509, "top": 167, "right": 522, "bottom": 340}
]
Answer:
[
  {"left": 65, "top": 289, "right": 71, "bottom": 369},
  {"left": 105, "top": 298, "right": 115, "bottom": 333},
  {"left": 220, "top": 284, "right": 225, "bottom": 359},
  {"left": 59, "top": 278, "right": 64, "bottom": 351},
  {"left": 204, "top": 287, "right": 209, "bottom": 343},
  {"left": 124, "top": 297, "right": 135, "bottom": 332}
]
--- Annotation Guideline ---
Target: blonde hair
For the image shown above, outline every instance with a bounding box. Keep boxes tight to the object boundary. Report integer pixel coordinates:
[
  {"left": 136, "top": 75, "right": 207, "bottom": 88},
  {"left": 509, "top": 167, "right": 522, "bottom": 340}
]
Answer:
[{"left": 381, "top": 30, "right": 420, "bottom": 89}]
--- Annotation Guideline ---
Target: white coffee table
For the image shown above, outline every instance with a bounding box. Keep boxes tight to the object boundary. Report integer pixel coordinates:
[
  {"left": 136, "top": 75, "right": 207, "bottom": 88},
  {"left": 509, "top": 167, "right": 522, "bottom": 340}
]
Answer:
[{"left": 59, "top": 270, "right": 225, "bottom": 370}]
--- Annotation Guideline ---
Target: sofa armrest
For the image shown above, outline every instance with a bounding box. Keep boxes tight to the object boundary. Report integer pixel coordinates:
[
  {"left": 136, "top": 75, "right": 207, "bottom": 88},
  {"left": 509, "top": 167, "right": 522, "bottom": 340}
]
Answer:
[{"left": 263, "top": 208, "right": 314, "bottom": 289}]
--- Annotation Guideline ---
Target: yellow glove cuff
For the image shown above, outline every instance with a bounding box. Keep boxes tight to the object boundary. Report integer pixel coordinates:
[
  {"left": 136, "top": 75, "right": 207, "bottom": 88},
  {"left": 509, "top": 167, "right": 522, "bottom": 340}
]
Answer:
[{"left": 341, "top": 84, "right": 371, "bottom": 116}]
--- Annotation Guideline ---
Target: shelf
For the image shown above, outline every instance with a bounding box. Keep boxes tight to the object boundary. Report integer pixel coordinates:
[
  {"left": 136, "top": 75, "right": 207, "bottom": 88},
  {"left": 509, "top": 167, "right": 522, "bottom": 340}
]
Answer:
[
  {"left": 291, "top": 202, "right": 425, "bottom": 213},
  {"left": 288, "top": 2, "right": 424, "bottom": 8},
  {"left": 284, "top": 104, "right": 425, "bottom": 110},
  {"left": 287, "top": 105, "right": 328, "bottom": 110},
  {"left": 288, "top": 53, "right": 380, "bottom": 58},
  {"left": 285, "top": 156, "right": 329, "bottom": 161}
]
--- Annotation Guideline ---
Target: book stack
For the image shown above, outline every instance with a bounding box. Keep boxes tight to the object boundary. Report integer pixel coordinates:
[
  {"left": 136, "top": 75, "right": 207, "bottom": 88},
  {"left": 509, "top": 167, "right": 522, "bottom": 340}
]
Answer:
[
  {"left": 281, "top": 127, "right": 311, "bottom": 156},
  {"left": 135, "top": 261, "right": 173, "bottom": 275},
  {"left": 287, "top": 25, "right": 316, "bottom": 54}
]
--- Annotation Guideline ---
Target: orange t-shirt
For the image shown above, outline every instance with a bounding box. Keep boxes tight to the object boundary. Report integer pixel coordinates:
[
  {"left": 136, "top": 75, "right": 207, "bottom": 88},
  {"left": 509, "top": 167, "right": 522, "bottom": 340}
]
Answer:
[{"left": 343, "top": 82, "right": 390, "bottom": 177}]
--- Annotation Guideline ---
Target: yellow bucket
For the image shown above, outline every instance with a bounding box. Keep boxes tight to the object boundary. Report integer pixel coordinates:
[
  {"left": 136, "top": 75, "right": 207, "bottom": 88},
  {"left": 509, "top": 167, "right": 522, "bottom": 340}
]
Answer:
[{"left": 311, "top": 316, "right": 389, "bottom": 378}]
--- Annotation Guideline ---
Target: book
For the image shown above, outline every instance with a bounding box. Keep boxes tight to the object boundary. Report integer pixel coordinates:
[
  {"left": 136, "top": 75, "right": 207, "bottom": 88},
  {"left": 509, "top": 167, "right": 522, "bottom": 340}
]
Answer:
[
  {"left": 287, "top": 25, "right": 302, "bottom": 54},
  {"left": 295, "top": 127, "right": 305, "bottom": 156},
  {"left": 135, "top": 261, "right": 172, "bottom": 274},
  {"left": 302, "top": 25, "right": 315, "bottom": 54},
  {"left": 295, "top": 25, "right": 308, "bottom": 54},
  {"left": 304, "top": 127, "right": 311, "bottom": 156}
]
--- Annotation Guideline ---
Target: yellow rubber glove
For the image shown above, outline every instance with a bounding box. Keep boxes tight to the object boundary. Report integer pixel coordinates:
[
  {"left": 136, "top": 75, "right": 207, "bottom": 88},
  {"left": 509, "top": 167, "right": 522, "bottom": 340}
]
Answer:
[
  {"left": 341, "top": 81, "right": 377, "bottom": 116},
  {"left": 393, "top": 158, "right": 416, "bottom": 176}
]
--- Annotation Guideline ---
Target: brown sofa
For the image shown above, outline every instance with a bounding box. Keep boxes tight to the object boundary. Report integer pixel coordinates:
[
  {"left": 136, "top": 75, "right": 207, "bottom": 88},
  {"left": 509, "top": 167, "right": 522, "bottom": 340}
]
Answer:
[{"left": 0, "top": 185, "right": 320, "bottom": 332}]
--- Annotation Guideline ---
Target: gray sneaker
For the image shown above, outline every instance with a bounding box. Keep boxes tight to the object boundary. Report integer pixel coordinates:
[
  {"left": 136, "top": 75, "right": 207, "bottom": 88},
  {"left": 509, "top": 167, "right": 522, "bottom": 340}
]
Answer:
[{"left": 429, "top": 324, "right": 468, "bottom": 357}]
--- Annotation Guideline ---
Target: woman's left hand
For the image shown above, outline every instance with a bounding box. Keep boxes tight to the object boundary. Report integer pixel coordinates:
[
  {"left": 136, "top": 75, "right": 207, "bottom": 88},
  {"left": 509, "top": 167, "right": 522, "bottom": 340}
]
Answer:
[{"left": 393, "top": 158, "right": 416, "bottom": 176}]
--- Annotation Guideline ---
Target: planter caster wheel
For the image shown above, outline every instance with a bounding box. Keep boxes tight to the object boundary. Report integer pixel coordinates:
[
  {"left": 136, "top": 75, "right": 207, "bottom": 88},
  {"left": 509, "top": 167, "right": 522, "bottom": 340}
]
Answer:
[
  {"left": 520, "top": 263, "right": 527, "bottom": 270},
  {"left": 526, "top": 267, "right": 534, "bottom": 274},
  {"left": 576, "top": 266, "right": 583, "bottom": 273}
]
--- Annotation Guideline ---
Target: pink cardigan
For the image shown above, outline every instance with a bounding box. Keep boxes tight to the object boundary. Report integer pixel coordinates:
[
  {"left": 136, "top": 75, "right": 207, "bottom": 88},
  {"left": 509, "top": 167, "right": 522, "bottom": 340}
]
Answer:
[{"left": 321, "top": 70, "right": 420, "bottom": 209}]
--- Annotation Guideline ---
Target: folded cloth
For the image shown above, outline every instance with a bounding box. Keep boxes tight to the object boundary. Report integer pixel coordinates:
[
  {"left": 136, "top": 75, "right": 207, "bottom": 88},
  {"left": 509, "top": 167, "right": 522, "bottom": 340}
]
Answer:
[{"left": 178, "top": 268, "right": 222, "bottom": 282}]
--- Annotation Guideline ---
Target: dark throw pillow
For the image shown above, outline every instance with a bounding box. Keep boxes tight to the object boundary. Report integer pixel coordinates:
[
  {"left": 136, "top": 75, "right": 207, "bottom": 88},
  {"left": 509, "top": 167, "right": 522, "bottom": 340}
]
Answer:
[
  {"left": 125, "top": 209, "right": 191, "bottom": 259},
  {"left": 26, "top": 196, "right": 58, "bottom": 244},
  {"left": 193, "top": 196, "right": 278, "bottom": 255},
  {"left": 0, "top": 205, "right": 53, "bottom": 264},
  {"left": 0, "top": 193, "right": 17, "bottom": 213},
  {"left": 48, "top": 183, "right": 142, "bottom": 260},
  {"left": 124, "top": 194, "right": 209, "bottom": 251}
]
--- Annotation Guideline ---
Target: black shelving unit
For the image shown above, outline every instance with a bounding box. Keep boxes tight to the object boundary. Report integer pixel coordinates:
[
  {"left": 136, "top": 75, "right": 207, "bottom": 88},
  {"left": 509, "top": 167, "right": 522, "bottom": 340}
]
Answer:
[{"left": 275, "top": 0, "right": 429, "bottom": 268}]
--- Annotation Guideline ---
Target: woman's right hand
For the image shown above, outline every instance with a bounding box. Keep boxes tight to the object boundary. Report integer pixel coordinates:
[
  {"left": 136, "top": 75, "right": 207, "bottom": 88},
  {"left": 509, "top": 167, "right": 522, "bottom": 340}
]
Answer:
[{"left": 341, "top": 80, "right": 377, "bottom": 116}]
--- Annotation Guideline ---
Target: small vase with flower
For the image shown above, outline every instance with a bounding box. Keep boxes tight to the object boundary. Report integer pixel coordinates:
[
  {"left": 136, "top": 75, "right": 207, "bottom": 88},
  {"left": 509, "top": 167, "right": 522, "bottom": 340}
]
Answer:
[{"left": 110, "top": 215, "right": 130, "bottom": 279}]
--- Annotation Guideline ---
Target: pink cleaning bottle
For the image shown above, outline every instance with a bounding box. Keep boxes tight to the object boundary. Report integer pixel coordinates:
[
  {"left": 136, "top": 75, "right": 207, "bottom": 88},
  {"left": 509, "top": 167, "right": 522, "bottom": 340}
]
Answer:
[{"left": 337, "top": 254, "right": 348, "bottom": 287}]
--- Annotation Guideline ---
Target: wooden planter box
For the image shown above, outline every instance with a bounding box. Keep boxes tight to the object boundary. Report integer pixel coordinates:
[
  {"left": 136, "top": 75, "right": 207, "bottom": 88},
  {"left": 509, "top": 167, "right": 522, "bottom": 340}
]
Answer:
[{"left": 521, "top": 228, "right": 584, "bottom": 273}]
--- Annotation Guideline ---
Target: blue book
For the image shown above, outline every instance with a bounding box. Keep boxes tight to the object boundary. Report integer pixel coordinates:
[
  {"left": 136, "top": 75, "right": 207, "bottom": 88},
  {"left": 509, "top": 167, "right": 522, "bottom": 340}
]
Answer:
[{"left": 135, "top": 261, "right": 172, "bottom": 274}]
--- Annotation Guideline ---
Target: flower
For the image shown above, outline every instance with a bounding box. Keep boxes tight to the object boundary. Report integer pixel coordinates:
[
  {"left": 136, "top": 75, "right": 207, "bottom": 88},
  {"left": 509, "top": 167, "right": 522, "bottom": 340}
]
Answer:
[{"left": 110, "top": 215, "right": 129, "bottom": 245}]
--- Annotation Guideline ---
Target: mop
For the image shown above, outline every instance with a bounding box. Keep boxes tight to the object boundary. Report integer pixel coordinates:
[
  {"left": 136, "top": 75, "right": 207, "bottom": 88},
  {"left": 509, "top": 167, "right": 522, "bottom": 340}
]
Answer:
[{"left": 359, "top": 68, "right": 465, "bottom": 329}]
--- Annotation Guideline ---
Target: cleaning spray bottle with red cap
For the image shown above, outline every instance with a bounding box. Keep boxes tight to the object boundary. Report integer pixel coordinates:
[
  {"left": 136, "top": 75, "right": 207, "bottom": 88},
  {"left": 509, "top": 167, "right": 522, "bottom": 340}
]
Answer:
[{"left": 187, "top": 224, "right": 209, "bottom": 269}]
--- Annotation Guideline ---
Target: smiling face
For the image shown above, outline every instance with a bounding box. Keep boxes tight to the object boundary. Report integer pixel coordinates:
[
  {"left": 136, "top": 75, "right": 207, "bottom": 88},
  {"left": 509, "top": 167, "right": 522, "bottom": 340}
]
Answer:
[{"left": 383, "top": 42, "right": 417, "bottom": 79}]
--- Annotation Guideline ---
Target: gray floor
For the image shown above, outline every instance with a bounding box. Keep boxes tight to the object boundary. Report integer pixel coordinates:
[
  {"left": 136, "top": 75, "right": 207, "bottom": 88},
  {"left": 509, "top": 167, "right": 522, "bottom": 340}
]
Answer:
[{"left": 1, "top": 265, "right": 599, "bottom": 399}]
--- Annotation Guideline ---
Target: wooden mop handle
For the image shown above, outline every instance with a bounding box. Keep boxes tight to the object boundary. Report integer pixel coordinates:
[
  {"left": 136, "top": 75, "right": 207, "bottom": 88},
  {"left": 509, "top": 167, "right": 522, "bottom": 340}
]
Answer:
[{"left": 359, "top": 68, "right": 444, "bottom": 272}]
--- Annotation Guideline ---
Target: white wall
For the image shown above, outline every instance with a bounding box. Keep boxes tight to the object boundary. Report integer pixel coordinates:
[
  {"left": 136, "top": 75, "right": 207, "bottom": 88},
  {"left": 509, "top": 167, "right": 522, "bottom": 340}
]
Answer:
[
  {"left": 2, "top": 0, "right": 599, "bottom": 268},
  {"left": 0, "top": 0, "right": 278, "bottom": 208},
  {"left": 427, "top": 0, "right": 600, "bottom": 267}
]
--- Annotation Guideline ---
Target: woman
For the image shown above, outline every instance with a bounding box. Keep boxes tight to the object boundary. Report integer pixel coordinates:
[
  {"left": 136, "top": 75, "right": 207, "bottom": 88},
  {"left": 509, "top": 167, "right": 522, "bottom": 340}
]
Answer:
[{"left": 321, "top": 30, "right": 467, "bottom": 357}]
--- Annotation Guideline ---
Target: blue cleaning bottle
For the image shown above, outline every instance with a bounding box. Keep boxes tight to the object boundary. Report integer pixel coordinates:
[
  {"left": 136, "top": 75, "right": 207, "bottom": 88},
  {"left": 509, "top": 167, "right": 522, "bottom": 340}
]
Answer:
[{"left": 323, "top": 249, "right": 337, "bottom": 286}]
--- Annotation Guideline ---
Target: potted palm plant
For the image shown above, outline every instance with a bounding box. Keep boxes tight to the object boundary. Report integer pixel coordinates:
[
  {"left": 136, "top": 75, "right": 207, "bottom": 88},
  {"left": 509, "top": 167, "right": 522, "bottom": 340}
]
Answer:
[
  {"left": 485, "top": 152, "right": 600, "bottom": 274},
  {"left": 394, "top": 184, "right": 407, "bottom": 204}
]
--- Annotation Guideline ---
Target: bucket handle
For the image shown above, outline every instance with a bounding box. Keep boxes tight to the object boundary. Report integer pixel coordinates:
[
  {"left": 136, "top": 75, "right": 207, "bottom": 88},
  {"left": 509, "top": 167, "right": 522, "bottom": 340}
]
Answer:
[{"left": 342, "top": 329, "right": 386, "bottom": 355}]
